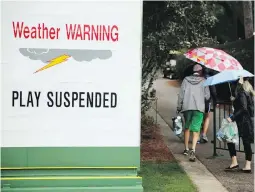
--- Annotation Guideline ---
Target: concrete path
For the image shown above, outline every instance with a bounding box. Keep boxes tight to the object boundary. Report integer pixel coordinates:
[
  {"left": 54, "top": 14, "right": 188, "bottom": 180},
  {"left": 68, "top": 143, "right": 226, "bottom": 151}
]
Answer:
[
  {"left": 150, "top": 78, "right": 254, "bottom": 192},
  {"left": 148, "top": 107, "right": 228, "bottom": 192}
]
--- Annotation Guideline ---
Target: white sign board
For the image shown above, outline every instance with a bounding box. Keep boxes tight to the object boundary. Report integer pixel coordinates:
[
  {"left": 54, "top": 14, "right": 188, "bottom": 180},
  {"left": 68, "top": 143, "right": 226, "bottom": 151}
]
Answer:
[{"left": 1, "top": 1, "right": 142, "bottom": 147}]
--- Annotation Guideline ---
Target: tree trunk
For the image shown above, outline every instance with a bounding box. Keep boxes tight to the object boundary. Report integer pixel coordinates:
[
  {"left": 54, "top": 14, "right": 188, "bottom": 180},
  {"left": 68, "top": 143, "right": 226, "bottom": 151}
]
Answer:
[
  {"left": 243, "top": 1, "right": 254, "bottom": 39},
  {"left": 232, "top": 13, "right": 238, "bottom": 39}
]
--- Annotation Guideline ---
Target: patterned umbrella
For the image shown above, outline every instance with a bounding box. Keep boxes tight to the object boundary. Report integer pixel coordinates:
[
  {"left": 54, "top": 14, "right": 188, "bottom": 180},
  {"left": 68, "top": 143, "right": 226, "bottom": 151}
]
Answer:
[{"left": 184, "top": 47, "right": 243, "bottom": 71}]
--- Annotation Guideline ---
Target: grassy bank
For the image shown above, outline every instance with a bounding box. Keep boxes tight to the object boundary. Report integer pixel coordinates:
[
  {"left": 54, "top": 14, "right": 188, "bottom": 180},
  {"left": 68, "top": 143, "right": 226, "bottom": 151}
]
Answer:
[
  {"left": 140, "top": 117, "right": 197, "bottom": 192},
  {"left": 140, "top": 162, "right": 197, "bottom": 192}
]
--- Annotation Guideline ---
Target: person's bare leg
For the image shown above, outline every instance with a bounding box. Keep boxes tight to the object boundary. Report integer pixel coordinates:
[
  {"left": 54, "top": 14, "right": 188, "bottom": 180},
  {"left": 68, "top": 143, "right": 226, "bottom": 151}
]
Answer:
[
  {"left": 189, "top": 131, "right": 200, "bottom": 162},
  {"left": 200, "top": 113, "right": 210, "bottom": 143},
  {"left": 192, "top": 132, "right": 200, "bottom": 150},
  {"left": 202, "top": 112, "right": 210, "bottom": 135},
  {"left": 184, "top": 128, "right": 190, "bottom": 150},
  {"left": 244, "top": 161, "right": 251, "bottom": 170},
  {"left": 231, "top": 156, "right": 238, "bottom": 167}
]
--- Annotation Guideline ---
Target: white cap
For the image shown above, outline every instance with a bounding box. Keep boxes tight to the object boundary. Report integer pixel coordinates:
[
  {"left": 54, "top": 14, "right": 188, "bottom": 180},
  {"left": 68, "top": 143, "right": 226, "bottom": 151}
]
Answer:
[{"left": 193, "top": 64, "right": 202, "bottom": 72}]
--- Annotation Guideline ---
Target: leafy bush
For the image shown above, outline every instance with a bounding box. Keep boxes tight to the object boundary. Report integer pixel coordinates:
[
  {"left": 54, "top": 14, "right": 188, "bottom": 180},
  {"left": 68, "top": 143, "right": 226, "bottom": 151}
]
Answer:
[
  {"left": 142, "top": 1, "right": 221, "bottom": 114},
  {"left": 141, "top": 114, "right": 156, "bottom": 140},
  {"left": 141, "top": 115, "right": 155, "bottom": 130},
  {"left": 141, "top": 51, "right": 160, "bottom": 115},
  {"left": 175, "top": 55, "right": 197, "bottom": 80}
]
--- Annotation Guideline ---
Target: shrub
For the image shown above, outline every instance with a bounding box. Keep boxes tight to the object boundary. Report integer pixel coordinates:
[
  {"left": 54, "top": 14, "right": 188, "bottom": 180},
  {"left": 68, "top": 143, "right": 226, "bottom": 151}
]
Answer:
[
  {"left": 141, "top": 115, "right": 155, "bottom": 130},
  {"left": 141, "top": 115, "right": 156, "bottom": 139},
  {"left": 175, "top": 55, "right": 197, "bottom": 80}
]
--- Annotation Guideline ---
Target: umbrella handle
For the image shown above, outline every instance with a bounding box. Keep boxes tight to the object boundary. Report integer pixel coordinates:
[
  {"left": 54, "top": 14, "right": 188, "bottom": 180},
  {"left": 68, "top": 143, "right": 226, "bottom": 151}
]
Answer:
[
  {"left": 228, "top": 83, "right": 234, "bottom": 112},
  {"left": 228, "top": 83, "right": 232, "bottom": 97}
]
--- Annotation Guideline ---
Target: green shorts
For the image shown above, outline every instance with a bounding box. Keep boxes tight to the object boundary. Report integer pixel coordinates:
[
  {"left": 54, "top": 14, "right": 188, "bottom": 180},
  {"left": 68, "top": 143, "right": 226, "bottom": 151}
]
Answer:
[{"left": 183, "top": 110, "right": 204, "bottom": 132}]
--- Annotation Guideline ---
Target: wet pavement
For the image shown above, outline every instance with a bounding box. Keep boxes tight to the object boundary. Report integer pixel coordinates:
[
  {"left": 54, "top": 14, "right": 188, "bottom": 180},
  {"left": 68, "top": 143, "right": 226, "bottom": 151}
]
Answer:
[{"left": 152, "top": 77, "right": 254, "bottom": 192}]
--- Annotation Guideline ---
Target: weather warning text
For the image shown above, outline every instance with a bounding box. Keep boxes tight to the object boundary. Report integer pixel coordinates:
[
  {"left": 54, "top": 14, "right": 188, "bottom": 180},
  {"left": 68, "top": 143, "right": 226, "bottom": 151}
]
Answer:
[
  {"left": 65, "top": 24, "right": 119, "bottom": 41},
  {"left": 12, "top": 21, "right": 119, "bottom": 42},
  {"left": 12, "top": 22, "right": 61, "bottom": 40}
]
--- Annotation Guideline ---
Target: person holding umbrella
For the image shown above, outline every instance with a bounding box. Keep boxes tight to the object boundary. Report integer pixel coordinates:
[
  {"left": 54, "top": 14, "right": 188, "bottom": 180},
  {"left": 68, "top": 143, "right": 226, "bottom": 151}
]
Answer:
[
  {"left": 225, "top": 77, "right": 254, "bottom": 173},
  {"left": 204, "top": 70, "right": 254, "bottom": 173},
  {"left": 183, "top": 47, "right": 244, "bottom": 144},
  {"left": 183, "top": 47, "right": 253, "bottom": 164},
  {"left": 177, "top": 64, "right": 210, "bottom": 162}
]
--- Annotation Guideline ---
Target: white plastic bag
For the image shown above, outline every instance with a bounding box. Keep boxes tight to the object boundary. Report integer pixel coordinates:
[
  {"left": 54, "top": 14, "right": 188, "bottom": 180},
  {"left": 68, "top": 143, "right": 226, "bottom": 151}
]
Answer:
[
  {"left": 216, "top": 119, "right": 239, "bottom": 145},
  {"left": 173, "top": 116, "right": 183, "bottom": 135}
]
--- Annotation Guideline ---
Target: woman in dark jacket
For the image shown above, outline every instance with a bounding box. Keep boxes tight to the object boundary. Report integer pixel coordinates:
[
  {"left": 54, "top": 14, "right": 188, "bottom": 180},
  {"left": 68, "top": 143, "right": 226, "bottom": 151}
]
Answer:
[{"left": 226, "top": 77, "right": 254, "bottom": 173}]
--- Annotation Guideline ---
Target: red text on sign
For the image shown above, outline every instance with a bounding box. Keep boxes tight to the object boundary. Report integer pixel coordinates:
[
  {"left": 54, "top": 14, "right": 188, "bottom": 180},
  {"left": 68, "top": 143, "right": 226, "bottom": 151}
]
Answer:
[
  {"left": 66, "top": 24, "right": 119, "bottom": 42},
  {"left": 12, "top": 22, "right": 60, "bottom": 40}
]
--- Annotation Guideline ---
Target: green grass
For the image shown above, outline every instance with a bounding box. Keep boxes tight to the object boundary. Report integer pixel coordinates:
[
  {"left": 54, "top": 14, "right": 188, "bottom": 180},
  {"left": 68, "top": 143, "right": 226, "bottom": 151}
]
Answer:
[{"left": 139, "top": 161, "right": 197, "bottom": 192}]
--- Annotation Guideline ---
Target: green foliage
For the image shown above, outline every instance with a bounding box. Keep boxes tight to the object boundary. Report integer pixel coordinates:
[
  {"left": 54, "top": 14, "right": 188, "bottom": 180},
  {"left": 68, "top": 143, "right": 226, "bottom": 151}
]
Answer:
[
  {"left": 175, "top": 55, "right": 191, "bottom": 80},
  {"left": 140, "top": 162, "right": 197, "bottom": 192},
  {"left": 144, "top": 1, "right": 219, "bottom": 50},
  {"left": 141, "top": 52, "right": 160, "bottom": 115},
  {"left": 161, "top": 1, "right": 218, "bottom": 48},
  {"left": 142, "top": 1, "right": 254, "bottom": 104},
  {"left": 208, "top": 2, "right": 240, "bottom": 42},
  {"left": 141, "top": 115, "right": 155, "bottom": 131},
  {"left": 142, "top": 1, "right": 220, "bottom": 114}
]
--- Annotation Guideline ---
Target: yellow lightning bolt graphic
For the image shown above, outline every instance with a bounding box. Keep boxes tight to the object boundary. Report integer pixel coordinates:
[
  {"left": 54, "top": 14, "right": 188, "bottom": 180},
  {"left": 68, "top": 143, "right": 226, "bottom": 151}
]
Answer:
[{"left": 34, "top": 54, "right": 70, "bottom": 73}]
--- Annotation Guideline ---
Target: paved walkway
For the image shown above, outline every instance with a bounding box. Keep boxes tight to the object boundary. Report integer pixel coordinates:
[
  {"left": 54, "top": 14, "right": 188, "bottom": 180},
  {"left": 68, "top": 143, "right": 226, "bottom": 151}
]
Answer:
[
  {"left": 150, "top": 78, "right": 254, "bottom": 192},
  {"left": 148, "top": 107, "right": 228, "bottom": 192}
]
